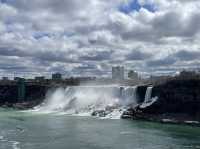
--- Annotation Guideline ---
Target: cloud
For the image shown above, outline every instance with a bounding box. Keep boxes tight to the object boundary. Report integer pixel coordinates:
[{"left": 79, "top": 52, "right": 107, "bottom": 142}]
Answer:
[
  {"left": 0, "top": 3, "right": 17, "bottom": 20},
  {"left": 80, "top": 50, "right": 113, "bottom": 61},
  {"left": 174, "top": 50, "right": 200, "bottom": 61},
  {"left": 146, "top": 56, "right": 177, "bottom": 67},
  {"left": 0, "top": 0, "right": 200, "bottom": 77},
  {"left": 126, "top": 49, "right": 152, "bottom": 60}
]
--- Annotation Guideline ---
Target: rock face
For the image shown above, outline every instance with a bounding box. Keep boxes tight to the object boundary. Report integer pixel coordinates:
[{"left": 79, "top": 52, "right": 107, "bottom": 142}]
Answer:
[
  {"left": 0, "top": 84, "right": 47, "bottom": 108},
  {"left": 136, "top": 85, "right": 147, "bottom": 103},
  {"left": 153, "top": 79, "right": 200, "bottom": 115},
  {"left": 0, "top": 85, "right": 18, "bottom": 104},
  {"left": 127, "top": 79, "right": 200, "bottom": 122}
]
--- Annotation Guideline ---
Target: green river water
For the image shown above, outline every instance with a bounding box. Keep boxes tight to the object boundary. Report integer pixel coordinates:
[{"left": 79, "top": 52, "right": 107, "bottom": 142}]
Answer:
[{"left": 0, "top": 108, "right": 200, "bottom": 149}]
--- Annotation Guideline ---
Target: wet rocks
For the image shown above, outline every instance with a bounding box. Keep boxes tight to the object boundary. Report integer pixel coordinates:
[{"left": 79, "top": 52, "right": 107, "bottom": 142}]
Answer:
[{"left": 121, "top": 79, "right": 200, "bottom": 125}]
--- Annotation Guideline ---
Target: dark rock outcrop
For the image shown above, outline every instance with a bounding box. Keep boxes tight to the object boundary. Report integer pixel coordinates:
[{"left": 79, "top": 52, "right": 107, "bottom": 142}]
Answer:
[
  {"left": 0, "top": 85, "right": 18, "bottom": 104},
  {"left": 136, "top": 85, "right": 147, "bottom": 103},
  {"left": 149, "top": 79, "right": 200, "bottom": 117},
  {"left": 122, "top": 79, "right": 200, "bottom": 124},
  {"left": 0, "top": 84, "right": 47, "bottom": 109}
]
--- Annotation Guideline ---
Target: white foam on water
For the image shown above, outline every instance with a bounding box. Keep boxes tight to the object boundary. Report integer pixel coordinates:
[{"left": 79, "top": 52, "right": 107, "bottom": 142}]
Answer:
[
  {"left": 120, "top": 131, "right": 134, "bottom": 135},
  {"left": 140, "top": 97, "right": 158, "bottom": 109},
  {"left": 10, "top": 141, "right": 20, "bottom": 149},
  {"left": 0, "top": 135, "right": 7, "bottom": 143},
  {"left": 100, "top": 109, "right": 126, "bottom": 119},
  {"left": 184, "top": 121, "right": 200, "bottom": 124},
  {"left": 0, "top": 135, "right": 20, "bottom": 149},
  {"left": 31, "top": 86, "right": 138, "bottom": 119}
]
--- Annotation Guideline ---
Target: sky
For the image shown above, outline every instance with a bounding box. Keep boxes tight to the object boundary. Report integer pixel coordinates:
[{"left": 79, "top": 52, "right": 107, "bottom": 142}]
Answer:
[{"left": 0, "top": 0, "right": 200, "bottom": 78}]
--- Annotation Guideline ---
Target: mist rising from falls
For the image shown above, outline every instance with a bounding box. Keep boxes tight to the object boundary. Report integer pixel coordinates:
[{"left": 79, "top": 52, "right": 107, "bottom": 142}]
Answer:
[{"left": 33, "top": 86, "right": 138, "bottom": 118}]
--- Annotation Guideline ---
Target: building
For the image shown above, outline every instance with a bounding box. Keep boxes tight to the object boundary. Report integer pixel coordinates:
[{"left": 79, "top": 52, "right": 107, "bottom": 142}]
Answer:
[
  {"left": 14, "top": 77, "right": 21, "bottom": 81},
  {"left": 128, "top": 70, "right": 138, "bottom": 80},
  {"left": 52, "top": 73, "right": 62, "bottom": 80},
  {"left": 35, "top": 76, "right": 45, "bottom": 82},
  {"left": 2, "top": 77, "right": 9, "bottom": 81},
  {"left": 112, "top": 66, "right": 124, "bottom": 80}
]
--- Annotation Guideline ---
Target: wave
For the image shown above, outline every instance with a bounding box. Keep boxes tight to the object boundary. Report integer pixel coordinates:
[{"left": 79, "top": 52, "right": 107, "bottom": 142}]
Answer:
[{"left": 0, "top": 135, "right": 20, "bottom": 149}]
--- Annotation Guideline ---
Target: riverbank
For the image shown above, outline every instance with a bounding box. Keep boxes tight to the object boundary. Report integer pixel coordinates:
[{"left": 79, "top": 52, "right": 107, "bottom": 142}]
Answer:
[
  {"left": 1, "top": 78, "right": 200, "bottom": 126},
  {"left": 1, "top": 101, "right": 41, "bottom": 110},
  {"left": 122, "top": 108, "right": 200, "bottom": 127}
]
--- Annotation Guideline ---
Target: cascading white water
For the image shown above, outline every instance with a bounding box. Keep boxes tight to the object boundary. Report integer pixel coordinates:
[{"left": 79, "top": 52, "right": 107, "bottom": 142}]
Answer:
[
  {"left": 144, "top": 86, "right": 153, "bottom": 103},
  {"left": 121, "top": 86, "right": 138, "bottom": 106},
  {"left": 33, "top": 86, "right": 138, "bottom": 118},
  {"left": 140, "top": 86, "right": 158, "bottom": 109}
]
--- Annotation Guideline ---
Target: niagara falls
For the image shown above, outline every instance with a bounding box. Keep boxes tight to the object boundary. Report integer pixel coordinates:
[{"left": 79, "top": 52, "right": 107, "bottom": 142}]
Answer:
[
  {"left": 1, "top": 0, "right": 200, "bottom": 148},
  {"left": 1, "top": 82, "right": 200, "bottom": 149}
]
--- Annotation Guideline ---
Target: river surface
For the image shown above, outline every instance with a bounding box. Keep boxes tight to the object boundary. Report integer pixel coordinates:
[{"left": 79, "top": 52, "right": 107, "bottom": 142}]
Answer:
[{"left": 0, "top": 108, "right": 200, "bottom": 149}]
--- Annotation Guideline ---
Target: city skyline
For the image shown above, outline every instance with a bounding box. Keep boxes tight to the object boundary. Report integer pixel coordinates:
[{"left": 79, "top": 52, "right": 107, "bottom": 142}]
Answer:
[
  {"left": 0, "top": 0, "right": 200, "bottom": 77},
  {"left": 0, "top": 66, "right": 137, "bottom": 79}
]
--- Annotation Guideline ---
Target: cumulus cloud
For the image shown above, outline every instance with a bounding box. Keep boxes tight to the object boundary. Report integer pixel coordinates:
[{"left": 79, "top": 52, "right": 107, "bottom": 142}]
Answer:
[
  {"left": 126, "top": 49, "right": 152, "bottom": 60},
  {"left": 174, "top": 50, "right": 200, "bottom": 61},
  {"left": 146, "top": 57, "right": 177, "bottom": 67},
  {"left": 0, "top": 0, "right": 200, "bottom": 77}
]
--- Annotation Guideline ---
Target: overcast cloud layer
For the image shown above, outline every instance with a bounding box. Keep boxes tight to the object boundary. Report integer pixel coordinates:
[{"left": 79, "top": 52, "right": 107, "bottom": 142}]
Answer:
[{"left": 0, "top": 0, "right": 200, "bottom": 78}]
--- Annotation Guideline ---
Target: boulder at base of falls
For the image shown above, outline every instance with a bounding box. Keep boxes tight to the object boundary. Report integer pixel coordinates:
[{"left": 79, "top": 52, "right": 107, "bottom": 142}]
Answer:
[
  {"left": 122, "top": 79, "right": 200, "bottom": 125},
  {"left": 91, "top": 110, "right": 107, "bottom": 117}
]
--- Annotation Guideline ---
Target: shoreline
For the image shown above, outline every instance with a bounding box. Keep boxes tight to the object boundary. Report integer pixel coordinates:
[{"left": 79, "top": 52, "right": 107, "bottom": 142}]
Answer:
[
  {"left": 0, "top": 78, "right": 200, "bottom": 127},
  {"left": 121, "top": 110, "right": 200, "bottom": 127},
  {"left": 1, "top": 104, "right": 200, "bottom": 127},
  {"left": 133, "top": 116, "right": 200, "bottom": 127}
]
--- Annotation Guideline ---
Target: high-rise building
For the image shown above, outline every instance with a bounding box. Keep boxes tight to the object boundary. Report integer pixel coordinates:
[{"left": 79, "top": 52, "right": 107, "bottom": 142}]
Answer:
[
  {"left": 35, "top": 76, "right": 45, "bottom": 82},
  {"left": 52, "top": 73, "right": 62, "bottom": 80},
  {"left": 2, "top": 77, "right": 9, "bottom": 81},
  {"left": 112, "top": 66, "right": 124, "bottom": 80}
]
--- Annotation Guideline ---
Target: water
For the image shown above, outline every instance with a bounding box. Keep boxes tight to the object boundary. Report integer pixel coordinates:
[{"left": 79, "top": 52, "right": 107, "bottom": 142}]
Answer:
[
  {"left": 0, "top": 108, "right": 200, "bottom": 149},
  {"left": 144, "top": 86, "right": 153, "bottom": 103},
  {"left": 1, "top": 86, "right": 199, "bottom": 149},
  {"left": 33, "top": 86, "right": 139, "bottom": 116}
]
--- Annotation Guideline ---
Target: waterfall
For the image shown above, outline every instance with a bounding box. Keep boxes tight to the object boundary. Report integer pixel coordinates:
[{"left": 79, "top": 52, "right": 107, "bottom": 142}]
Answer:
[
  {"left": 144, "top": 86, "right": 153, "bottom": 103},
  {"left": 121, "top": 86, "right": 138, "bottom": 105},
  {"left": 133, "top": 86, "right": 138, "bottom": 103},
  {"left": 33, "top": 85, "right": 139, "bottom": 118},
  {"left": 140, "top": 86, "right": 158, "bottom": 109}
]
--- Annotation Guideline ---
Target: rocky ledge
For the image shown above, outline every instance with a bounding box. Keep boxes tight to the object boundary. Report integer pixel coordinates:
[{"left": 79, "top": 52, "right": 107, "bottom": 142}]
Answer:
[{"left": 122, "top": 79, "right": 200, "bottom": 126}]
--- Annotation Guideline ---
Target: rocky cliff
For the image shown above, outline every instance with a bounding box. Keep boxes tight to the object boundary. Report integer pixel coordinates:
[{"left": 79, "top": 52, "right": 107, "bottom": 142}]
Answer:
[
  {"left": 152, "top": 79, "right": 200, "bottom": 116},
  {"left": 123, "top": 79, "right": 200, "bottom": 124},
  {"left": 0, "top": 84, "right": 47, "bottom": 108}
]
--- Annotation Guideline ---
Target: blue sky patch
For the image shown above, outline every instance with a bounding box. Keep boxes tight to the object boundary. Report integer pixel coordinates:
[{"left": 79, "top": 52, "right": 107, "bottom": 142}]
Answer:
[
  {"left": 0, "top": 0, "right": 7, "bottom": 3},
  {"left": 119, "top": 0, "right": 155, "bottom": 14}
]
